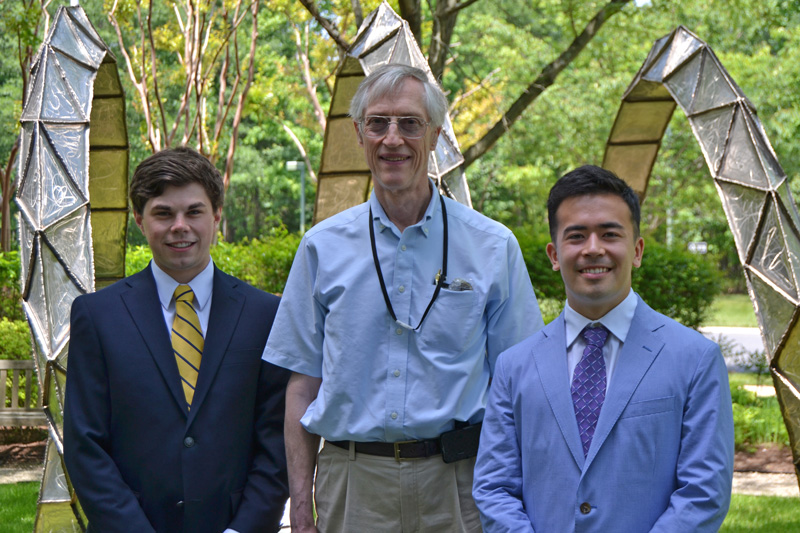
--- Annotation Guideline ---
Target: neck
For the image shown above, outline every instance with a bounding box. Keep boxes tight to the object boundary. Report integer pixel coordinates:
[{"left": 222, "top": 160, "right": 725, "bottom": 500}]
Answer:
[{"left": 374, "top": 183, "right": 433, "bottom": 232}]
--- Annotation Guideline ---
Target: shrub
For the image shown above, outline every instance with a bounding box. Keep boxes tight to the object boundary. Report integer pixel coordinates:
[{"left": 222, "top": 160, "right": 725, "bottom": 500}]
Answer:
[
  {"left": 212, "top": 228, "right": 301, "bottom": 294},
  {"left": 0, "top": 318, "right": 31, "bottom": 360},
  {"left": 0, "top": 251, "right": 24, "bottom": 321},
  {"left": 125, "top": 228, "right": 301, "bottom": 295},
  {"left": 730, "top": 384, "right": 789, "bottom": 452},
  {"left": 513, "top": 225, "right": 564, "bottom": 302},
  {"left": 633, "top": 242, "right": 720, "bottom": 329}
]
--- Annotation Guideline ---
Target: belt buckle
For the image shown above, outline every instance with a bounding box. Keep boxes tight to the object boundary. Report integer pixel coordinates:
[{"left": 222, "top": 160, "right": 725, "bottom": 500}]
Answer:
[{"left": 393, "top": 440, "right": 417, "bottom": 462}]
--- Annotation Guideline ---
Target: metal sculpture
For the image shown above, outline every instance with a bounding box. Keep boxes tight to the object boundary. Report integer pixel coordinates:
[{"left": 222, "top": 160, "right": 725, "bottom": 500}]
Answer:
[
  {"left": 604, "top": 25, "right": 800, "bottom": 485},
  {"left": 313, "top": 1, "right": 470, "bottom": 224},
  {"left": 15, "top": 4, "right": 129, "bottom": 531}
]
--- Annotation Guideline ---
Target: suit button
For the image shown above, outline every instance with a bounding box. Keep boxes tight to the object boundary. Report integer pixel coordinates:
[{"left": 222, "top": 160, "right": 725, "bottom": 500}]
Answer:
[
  {"left": 176, "top": 501, "right": 184, "bottom": 508},
  {"left": 184, "top": 437, "right": 195, "bottom": 448},
  {"left": 580, "top": 502, "right": 592, "bottom": 514}
]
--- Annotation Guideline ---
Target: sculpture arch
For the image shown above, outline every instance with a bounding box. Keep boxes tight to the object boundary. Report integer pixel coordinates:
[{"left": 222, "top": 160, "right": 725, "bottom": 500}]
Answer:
[
  {"left": 15, "top": 5, "right": 129, "bottom": 530},
  {"left": 604, "top": 25, "right": 800, "bottom": 481}
]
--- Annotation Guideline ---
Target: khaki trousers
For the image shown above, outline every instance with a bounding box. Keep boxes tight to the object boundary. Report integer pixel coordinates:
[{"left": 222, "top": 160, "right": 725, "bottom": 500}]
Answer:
[{"left": 315, "top": 441, "right": 482, "bottom": 533}]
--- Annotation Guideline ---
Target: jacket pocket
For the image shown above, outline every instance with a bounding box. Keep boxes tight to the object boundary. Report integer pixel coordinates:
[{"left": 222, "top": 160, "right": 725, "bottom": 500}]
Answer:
[{"left": 620, "top": 396, "right": 675, "bottom": 419}]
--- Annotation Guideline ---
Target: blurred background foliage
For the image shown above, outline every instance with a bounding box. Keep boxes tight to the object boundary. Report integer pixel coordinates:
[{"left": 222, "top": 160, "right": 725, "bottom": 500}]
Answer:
[{"left": 0, "top": 0, "right": 799, "bottom": 325}]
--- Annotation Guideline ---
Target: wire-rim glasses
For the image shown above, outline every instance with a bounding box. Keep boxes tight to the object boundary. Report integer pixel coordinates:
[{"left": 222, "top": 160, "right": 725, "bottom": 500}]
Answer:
[{"left": 359, "top": 115, "right": 430, "bottom": 139}]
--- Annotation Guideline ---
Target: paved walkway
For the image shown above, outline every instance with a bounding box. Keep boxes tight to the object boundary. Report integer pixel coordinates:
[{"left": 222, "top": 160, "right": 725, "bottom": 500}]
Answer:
[{"left": 3, "top": 465, "right": 797, "bottom": 498}]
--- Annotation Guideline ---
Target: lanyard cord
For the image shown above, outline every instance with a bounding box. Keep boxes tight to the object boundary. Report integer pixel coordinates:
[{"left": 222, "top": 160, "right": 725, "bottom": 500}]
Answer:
[{"left": 369, "top": 195, "right": 448, "bottom": 331}]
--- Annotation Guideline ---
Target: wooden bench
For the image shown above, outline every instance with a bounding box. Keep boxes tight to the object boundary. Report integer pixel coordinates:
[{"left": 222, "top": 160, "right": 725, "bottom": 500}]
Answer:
[{"left": 0, "top": 360, "right": 47, "bottom": 427}]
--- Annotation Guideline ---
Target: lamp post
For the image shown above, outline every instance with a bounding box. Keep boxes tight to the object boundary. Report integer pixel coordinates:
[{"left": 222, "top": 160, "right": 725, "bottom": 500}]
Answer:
[{"left": 286, "top": 161, "right": 306, "bottom": 234}]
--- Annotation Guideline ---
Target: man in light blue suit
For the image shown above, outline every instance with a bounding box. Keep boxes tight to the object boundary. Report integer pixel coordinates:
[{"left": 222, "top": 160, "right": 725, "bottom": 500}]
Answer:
[{"left": 473, "top": 165, "right": 734, "bottom": 532}]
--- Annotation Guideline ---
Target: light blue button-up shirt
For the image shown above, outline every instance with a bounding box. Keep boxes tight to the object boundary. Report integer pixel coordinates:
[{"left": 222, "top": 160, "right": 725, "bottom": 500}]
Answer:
[{"left": 263, "top": 183, "right": 542, "bottom": 442}]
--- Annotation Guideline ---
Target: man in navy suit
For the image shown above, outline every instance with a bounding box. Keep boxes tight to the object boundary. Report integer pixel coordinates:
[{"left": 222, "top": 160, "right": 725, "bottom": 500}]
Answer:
[
  {"left": 64, "top": 147, "right": 290, "bottom": 533},
  {"left": 473, "top": 165, "right": 734, "bottom": 532}
]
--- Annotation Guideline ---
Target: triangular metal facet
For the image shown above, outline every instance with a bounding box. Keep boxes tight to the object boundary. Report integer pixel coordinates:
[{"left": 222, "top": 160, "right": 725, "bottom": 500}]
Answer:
[
  {"left": 716, "top": 180, "right": 766, "bottom": 263},
  {"left": 689, "top": 105, "right": 734, "bottom": 175},
  {"left": 691, "top": 51, "right": 739, "bottom": 114},
  {"left": 718, "top": 105, "right": 770, "bottom": 189},
  {"left": 751, "top": 199, "right": 798, "bottom": 299},
  {"left": 748, "top": 269, "right": 797, "bottom": 359}
]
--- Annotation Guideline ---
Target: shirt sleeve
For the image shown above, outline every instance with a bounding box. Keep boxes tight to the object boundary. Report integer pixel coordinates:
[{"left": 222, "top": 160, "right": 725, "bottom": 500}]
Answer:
[
  {"left": 262, "top": 236, "right": 325, "bottom": 378},
  {"left": 485, "top": 232, "right": 543, "bottom": 372}
]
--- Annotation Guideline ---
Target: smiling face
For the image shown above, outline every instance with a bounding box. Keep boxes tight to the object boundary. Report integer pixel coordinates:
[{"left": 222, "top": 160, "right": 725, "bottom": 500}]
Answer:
[
  {"left": 546, "top": 193, "right": 644, "bottom": 320},
  {"left": 354, "top": 78, "right": 441, "bottom": 199},
  {"left": 135, "top": 182, "right": 221, "bottom": 284}
]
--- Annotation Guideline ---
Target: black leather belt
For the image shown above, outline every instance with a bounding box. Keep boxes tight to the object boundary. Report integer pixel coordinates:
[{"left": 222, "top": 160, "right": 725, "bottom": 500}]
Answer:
[{"left": 328, "top": 438, "right": 442, "bottom": 461}]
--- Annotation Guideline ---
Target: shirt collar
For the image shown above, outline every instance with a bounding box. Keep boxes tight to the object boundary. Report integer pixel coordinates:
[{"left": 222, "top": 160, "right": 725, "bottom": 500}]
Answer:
[
  {"left": 151, "top": 258, "right": 214, "bottom": 311},
  {"left": 369, "top": 178, "right": 440, "bottom": 238},
  {"left": 564, "top": 289, "right": 638, "bottom": 347}
]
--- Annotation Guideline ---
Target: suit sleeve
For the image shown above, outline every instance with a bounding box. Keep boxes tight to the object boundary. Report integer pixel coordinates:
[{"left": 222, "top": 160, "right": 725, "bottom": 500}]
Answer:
[
  {"left": 473, "top": 354, "right": 535, "bottom": 533},
  {"left": 63, "top": 295, "right": 157, "bottom": 532},
  {"left": 228, "top": 297, "right": 290, "bottom": 533},
  {"left": 649, "top": 342, "right": 734, "bottom": 532}
]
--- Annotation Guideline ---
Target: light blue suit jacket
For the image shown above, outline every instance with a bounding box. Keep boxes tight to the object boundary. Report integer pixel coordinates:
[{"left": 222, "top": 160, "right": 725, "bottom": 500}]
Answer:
[{"left": 473, "top": 297, "right": 734, "bottom": 532}]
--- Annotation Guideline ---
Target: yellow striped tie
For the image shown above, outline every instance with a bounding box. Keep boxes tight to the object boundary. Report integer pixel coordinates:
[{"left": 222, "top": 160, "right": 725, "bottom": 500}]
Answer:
[{"left": 172, "top": 285, "right": 203, "bottom": 409}]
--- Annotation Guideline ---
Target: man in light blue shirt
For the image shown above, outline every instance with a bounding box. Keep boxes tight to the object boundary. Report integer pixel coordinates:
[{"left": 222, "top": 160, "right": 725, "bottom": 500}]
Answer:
[{"left": 263, "top": 64, "right": 542, "bottom": 532}]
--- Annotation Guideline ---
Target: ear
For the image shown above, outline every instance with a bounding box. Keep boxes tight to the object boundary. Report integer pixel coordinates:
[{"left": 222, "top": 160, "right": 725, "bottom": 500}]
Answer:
[
  {"left": 632, "top": 237, "right": 644, "bottom": 268},
  {"left": 213, "top": 207, "right": 222, "bottom": 226},
  {"left": 354, "top": 121, "right": 364, "bottom": 147},
  {"left": 546, "top": 242, "right": 560, "bottom": 271},
  {"left": 134, "top": 211, "right": 145, "bottom": 233},
  {"left": 430, "top": 126, "right": 442, "bottom": 151}
]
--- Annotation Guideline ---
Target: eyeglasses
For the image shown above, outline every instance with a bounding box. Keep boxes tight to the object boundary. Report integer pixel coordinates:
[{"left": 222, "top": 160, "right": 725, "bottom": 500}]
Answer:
[{"left": 359, "top": 115, "right": 430, "bottom": 139}]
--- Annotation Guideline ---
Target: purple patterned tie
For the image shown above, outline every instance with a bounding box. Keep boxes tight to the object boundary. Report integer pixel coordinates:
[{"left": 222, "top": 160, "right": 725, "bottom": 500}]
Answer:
[{"left": 572, "top": 325, "right": 609, "bottom": 457}]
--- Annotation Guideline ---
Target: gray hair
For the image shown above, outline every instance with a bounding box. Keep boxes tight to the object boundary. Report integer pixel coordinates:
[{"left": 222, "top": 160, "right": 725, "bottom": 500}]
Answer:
[{"left": 349, "top": 64, "right": 448, "bottom": 129}]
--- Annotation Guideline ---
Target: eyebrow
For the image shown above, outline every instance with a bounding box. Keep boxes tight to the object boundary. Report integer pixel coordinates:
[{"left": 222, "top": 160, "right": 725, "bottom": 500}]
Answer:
[
  {"left": 149, "top": 202, "right": 207, "bottom": 212},
  {"left": 561, "top": 221, "right": 625, "bottom": 235}
]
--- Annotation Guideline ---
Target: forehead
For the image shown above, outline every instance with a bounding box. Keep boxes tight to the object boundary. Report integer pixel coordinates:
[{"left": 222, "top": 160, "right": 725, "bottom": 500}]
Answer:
[
  {"left": 365, "top": 78, "right": 427, "bottom": 117},
  {"left": 555, "top": 193, "right": 634, "bottom": 230},
  {"left": 144, "top": 182, "right": 212, "bottom": 209}
]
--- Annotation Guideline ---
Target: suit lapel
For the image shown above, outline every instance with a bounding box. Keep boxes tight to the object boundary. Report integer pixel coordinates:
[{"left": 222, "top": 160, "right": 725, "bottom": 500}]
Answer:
[
  {"left": 187, "top": 268, "right": 245, "bottom": 425},
  {"left": 533, "top": 315, "right": 586, "bottom": 467},
  {"left": 584, "top": 298, "right": 665, "bottom": 468},
  {"left": 121, "top": 267, "right": 188, "bottom": 414}
]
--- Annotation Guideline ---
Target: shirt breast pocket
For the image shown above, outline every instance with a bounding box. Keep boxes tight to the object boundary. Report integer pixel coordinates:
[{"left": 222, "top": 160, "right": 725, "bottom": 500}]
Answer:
[
  {"left": 417, "top": 288, "right": 480, "bottom": 355},
  {"left": 620, "top": 396, "right": 675, "bottom": 419}
]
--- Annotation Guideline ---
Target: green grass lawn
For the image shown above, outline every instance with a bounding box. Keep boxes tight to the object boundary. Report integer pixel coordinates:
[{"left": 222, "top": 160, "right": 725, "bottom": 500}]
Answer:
[
  {"left": 0, "top": 481, "right": 37, "bottom": 533},
  {"left": 704, "top": 293, "right": 759, "bottom": 327},
  {"left": 721, "top": 494, "right": 800, "bottom": 532},
  {"left": 1, "top": 481, "right": 797, "bottom": 530}
]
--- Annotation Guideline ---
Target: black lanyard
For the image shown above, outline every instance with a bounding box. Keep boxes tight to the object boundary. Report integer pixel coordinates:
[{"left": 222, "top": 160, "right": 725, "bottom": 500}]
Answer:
[{"left": 369, "top": 195, "right": 448, "bottom": 331}]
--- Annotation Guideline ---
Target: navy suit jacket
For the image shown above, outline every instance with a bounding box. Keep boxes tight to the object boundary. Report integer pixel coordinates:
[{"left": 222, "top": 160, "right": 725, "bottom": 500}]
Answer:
[
  {"left": 64, "top": 265, "right": 290, "bottom": 533},
  {"left": 473, "top": 297, "right": 734, "bottom": 532}
]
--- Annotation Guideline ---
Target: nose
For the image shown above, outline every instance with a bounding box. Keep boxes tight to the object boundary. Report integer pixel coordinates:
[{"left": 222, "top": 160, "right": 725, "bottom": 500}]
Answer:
[
  {"left": 583, "top": 233, "right": 605, "bottom": 255},
  {"left": 171, "top": 213, "right": 189, "bottom": 232},
  {"left": 381, "top": 122, "right": 404, "bottom": 146}
]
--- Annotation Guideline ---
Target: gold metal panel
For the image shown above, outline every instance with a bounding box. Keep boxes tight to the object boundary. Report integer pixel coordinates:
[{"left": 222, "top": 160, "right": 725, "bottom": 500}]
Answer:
[
  {"left": 330, "top": 75, "right": 364, "bottom": 117},
  {"left": 603, "top": 143, "right": 660, "bottom": 199},
  {"left": 314, "top": 174, "right": 372, "bottom": 224},
  {"left": 320, "top": 116, "right": 368, "bottom": 173},
  {"left": 89, "top": 97, "right": 127, "bottom": 147},
  {"left": 88, "top": 149, "right": 129, "bottom": 209},
  {"left": 608, "top": 101, "right": 676, "bottom": 144},
  {"left": 90, "top": 210, "right": 127, "bottom": 279}
]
